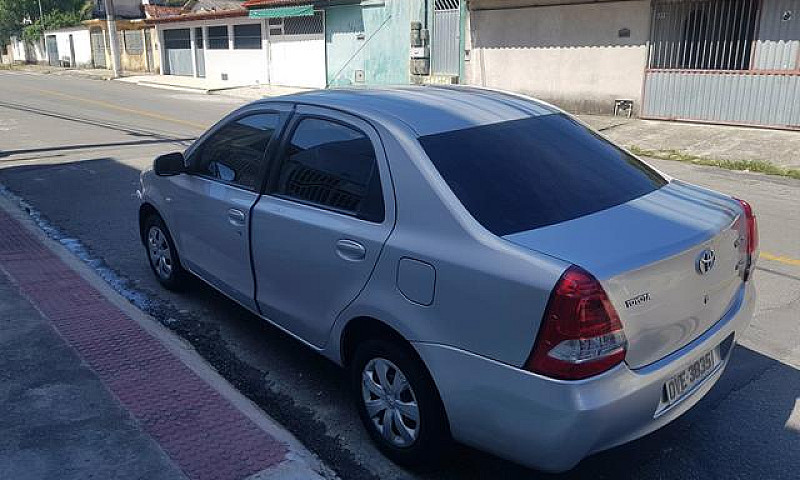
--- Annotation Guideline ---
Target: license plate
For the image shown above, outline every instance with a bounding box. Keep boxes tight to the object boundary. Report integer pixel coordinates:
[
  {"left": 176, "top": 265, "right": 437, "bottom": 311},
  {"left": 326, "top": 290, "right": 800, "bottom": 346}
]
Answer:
[{"left": 664, "top": 349, "right": 718, "bottom": 406}]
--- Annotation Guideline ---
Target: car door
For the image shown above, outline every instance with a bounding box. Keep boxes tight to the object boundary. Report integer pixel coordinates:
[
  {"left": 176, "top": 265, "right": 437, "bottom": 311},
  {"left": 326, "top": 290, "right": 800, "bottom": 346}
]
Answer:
[
  {"left": 250, "top": 106, "right": 396, "bottom": 347},
  {"left": 168, "top": 105, "right": 291, "bottom": 310}
]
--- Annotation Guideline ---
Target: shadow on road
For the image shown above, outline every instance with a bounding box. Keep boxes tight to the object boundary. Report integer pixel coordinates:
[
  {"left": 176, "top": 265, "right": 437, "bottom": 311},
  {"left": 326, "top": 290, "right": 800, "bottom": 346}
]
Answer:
[
  {"left": 0, "top": 100, "right": 197, "bottom": 142},
  {"left": 0, "top": 157, "right": 797, "bottom": 480},
  {"left": 0, "top": 138, "right": 196, "bottom": 159}
]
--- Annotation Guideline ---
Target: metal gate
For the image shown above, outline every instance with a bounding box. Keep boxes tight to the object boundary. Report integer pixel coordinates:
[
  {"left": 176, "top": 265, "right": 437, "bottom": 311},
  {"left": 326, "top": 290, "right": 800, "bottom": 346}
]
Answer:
[
  {"left": 163, "top": 28, "right": 193, "bottom": 76},
  {"left": 432, "top": 0, "right": 461, "bottom": 76},
  {"left": 90, "top": 29, "right": 106, "bottom": 68},
  {"left": 268, "top": 13, "right": 326, "bottom": 88},
  {"left": 45, "top": 35, "right": 59, "bottom": 66},
  {"left": 642, "top": 0, "right": 800, "bottom": 129}
]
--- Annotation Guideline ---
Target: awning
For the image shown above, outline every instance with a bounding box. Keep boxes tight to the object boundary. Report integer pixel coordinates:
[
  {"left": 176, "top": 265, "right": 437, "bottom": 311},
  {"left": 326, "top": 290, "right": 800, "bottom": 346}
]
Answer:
[{"left": 248, "top": 5, "right": 314, "bottom": 18}]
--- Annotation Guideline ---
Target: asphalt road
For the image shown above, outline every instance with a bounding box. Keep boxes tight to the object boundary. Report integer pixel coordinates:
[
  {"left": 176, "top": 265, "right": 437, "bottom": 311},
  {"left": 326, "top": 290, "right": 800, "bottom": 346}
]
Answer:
[{"left": 1, "top": 70, "right": 799, "bottom": 480}]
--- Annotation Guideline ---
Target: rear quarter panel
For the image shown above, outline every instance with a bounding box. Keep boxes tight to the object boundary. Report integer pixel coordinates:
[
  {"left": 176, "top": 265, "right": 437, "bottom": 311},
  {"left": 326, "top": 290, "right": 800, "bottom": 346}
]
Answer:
[{"left": 327, "top": 122, "right": 568, "bottom": 367}]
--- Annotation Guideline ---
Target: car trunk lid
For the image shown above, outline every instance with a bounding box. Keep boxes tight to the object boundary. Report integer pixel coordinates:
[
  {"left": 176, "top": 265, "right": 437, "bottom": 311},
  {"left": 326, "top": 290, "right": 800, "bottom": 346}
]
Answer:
[{"left": 505, "top": 181, "right": 746, "bottom": 369}]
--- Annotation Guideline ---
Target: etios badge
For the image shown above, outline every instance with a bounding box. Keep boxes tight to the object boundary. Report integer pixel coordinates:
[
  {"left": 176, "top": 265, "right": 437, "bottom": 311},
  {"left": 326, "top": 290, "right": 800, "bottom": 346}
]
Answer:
[{"left": 697, "top": 249, "right": 716, "bottom": 275}]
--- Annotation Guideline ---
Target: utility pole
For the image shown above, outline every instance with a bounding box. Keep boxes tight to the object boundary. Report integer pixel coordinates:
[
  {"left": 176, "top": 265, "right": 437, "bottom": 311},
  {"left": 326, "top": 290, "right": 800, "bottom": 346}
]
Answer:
[
  {"left": 38, "top": 0, "right": 47, "bottom": 64},
  {"left": 105, "top": 0, "right": 122, "bottom": 77}
]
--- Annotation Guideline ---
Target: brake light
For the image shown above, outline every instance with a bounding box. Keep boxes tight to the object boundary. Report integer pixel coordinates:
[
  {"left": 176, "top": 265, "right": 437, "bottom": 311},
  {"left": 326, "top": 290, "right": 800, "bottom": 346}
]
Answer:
[
  {"left": 525, "top": 266, "right": 627, "bottom": 380},
  {"left": 735, "top": 198, "right": 758, "bottom": 255}
]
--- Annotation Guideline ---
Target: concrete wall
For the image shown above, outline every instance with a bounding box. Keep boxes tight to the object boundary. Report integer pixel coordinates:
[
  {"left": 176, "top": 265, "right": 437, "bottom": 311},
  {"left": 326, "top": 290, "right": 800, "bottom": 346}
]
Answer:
[
  {"left": 326, "top": 0, "right": 425, "bottom": 86},
  {"left": 45, "top": 27, "right": 93, "bottom": 68},
  {"left": 466, "top": 0, "right": 651, "bottom": 114},
  {"left": 10, "top": 36, "right": 46, "bottom": 64}
]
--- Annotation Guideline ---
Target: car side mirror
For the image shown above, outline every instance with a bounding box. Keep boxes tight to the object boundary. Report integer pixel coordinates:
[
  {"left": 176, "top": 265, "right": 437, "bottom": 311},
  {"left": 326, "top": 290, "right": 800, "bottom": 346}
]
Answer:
[{"left": 154, "top": 152, "right": 186, "bottom": 176}]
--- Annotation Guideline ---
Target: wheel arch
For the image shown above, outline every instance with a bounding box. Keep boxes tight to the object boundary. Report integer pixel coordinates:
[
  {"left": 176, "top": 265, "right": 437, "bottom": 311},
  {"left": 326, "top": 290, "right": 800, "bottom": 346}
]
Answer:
[
  {"left": 138, "top": 202, "right": 161, "bottom": 246},
  {"left": 339, "top": 316, "right": 417, "bottom": 368}
]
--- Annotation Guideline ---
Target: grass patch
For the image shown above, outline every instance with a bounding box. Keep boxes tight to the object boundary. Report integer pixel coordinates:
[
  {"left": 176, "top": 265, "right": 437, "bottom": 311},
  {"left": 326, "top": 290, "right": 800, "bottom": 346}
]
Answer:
[{"left": 628, "top": 145, "right": 800, "bottom": 181}]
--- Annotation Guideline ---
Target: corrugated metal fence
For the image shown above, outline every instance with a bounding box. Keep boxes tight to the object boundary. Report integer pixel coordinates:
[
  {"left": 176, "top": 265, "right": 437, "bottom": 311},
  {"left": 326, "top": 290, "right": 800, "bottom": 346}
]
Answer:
[
  {"left": 432, "top": 0, "right": 461, "bottom": 76},
  {"left": 642, "top": 0, "right": 800, "bottom": 129}
]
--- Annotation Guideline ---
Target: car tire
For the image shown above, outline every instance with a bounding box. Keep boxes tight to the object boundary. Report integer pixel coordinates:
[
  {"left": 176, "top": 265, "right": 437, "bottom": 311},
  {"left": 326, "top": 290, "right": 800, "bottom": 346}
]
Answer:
[
  {"left": 142, "top": 214, "right": 188, "bottom": 291},
  {"left": 351, "top": 337, "right": 451, "bottom": 470}
]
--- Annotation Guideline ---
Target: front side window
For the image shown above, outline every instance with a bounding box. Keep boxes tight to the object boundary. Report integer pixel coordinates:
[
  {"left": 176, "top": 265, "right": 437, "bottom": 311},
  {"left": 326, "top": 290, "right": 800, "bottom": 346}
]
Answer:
[
  {"left": 273, "top": 118, "right": 384, "bottom": 222},
  {"left": 192, "top": 113, "right": 280, "bottom": 190},
  {"left": 207, "top": 26, "right": 229, "bottom": 49},
  {"left": 419, "top": 114, "right": 667, "bottom": 236},
  {"left": 233, "top": 24, "right": 262, "bottom": 49}
]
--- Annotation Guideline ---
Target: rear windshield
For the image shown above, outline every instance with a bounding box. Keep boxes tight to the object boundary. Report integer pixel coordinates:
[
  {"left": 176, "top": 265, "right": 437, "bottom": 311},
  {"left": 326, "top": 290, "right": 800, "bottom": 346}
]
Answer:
[{"left": 418, "top": 114, "right": 667, "bottom": 236}]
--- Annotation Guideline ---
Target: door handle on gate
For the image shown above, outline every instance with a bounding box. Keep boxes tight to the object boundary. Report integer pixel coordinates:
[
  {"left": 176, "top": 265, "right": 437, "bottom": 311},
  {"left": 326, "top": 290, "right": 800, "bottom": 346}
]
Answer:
[
  {"left": 336, "top": 239, "right": 366, "bottom": 261},
  {"left": 228, "top": 208, "right": 246, "bottom": 226}
]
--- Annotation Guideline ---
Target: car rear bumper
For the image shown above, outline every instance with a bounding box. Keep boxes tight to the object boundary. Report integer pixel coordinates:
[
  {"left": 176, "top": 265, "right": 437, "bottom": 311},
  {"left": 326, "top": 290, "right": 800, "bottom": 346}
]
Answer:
[{"left": 414, "top": 281, "right": 755, "bottom": 473}]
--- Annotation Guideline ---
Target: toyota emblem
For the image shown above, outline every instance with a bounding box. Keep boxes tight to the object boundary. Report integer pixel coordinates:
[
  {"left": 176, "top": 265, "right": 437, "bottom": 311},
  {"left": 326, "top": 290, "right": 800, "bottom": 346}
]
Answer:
[{"left": 697, "top": 249, "right": 716, "bottom": 275}]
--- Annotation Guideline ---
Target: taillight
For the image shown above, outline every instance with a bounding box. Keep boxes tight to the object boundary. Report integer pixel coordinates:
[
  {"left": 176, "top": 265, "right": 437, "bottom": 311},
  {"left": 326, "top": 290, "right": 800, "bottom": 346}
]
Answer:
[
  {"left": 734, "top": 198, "right": 758, "bottom": 281},
  {"left": 525, "top": 266, "right": 627, "bottom": 380}
]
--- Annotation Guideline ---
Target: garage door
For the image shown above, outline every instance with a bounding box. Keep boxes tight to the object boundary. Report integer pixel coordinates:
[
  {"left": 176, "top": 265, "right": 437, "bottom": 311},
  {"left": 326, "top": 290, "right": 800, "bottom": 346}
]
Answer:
[
  {"left": 268, "top": 13, "right": 326, "bottom": 88},
  {"left": 163, "top": 28, "right": 193, "bottom": 76}
]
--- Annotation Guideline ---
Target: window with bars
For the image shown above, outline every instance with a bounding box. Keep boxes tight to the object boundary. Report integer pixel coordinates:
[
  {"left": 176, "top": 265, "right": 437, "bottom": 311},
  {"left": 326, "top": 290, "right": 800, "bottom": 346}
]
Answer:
[
  {"left": 234, "top": 24, "right": 262, "bottom": 49},
  {"left": 649, "top": 0, "right": 760, "bottom": 71},
  {"left": 123, "top": 30, "right": 143, "bottom": 55},
  {"left": 208, "top": 26, "right": 229, "bottom": 50}
]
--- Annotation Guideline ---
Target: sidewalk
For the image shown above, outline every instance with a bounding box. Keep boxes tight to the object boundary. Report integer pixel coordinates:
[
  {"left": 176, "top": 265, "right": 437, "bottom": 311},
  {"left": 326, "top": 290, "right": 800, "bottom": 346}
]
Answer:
[
  {"left": 0, "top": 203, "right": 329, "bottom": 480},
  {"left": 117, "top": 75, "right": 310, "bottom": 98},
  {"left": 578, "top": 114, "right": 800, "bottom": 171}
]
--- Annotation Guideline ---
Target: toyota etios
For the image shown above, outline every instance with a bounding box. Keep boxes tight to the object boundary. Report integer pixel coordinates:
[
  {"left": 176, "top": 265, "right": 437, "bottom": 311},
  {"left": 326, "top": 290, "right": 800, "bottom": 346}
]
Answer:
[{"left": 138, "top": 87, "right": 756, "bottom": 472}]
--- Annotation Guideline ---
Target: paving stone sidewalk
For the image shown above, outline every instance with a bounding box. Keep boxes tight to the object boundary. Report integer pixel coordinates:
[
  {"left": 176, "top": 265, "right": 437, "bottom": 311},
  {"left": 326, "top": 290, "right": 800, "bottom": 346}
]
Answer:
[{"left": 0, "top": 205, "right": 326, "bottom": 480}]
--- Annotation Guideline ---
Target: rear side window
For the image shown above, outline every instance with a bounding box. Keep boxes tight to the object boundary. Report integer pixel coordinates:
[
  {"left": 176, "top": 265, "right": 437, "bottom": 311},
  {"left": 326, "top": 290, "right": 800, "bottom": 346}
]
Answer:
[
  {"left": 418, "top": 114, "right": 667, "bottom": 236},
  {"left": 192, "top": 113, "right": 280, "bottom": 190},
  {"left": 273, "top": 118, "right": 384, "bottom": 222}
]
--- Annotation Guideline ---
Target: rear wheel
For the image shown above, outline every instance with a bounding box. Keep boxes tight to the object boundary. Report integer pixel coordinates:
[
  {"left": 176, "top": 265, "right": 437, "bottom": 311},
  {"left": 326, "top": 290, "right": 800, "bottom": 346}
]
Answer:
[
  {"left": 143, "top": 214, "right": 187, "bottom": 291},
  {"left": 351, "top": 338, "right": 451, "bottom": 469}
]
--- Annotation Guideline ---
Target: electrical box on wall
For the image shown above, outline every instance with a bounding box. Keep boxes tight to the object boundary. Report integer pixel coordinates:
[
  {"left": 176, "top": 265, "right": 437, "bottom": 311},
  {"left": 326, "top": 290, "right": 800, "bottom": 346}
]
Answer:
[{"left": 410, "top": 21, "right": 430, "bottom": 76}]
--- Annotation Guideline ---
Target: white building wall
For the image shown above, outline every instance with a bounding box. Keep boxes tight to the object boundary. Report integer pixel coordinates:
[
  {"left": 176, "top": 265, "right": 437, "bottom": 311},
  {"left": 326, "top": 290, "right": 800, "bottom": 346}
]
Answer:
[
  {"left": 158, "top": 18, "right": 269, "bottom": 85},
  {"left": 466, "top": 0, "right": 651, "bottom": 114},
  {"left": 45, "top": 28, "right": 93, "bottom": 68},
  {"left": 10, "top": 36, "right": 47, "bottom": 64}
]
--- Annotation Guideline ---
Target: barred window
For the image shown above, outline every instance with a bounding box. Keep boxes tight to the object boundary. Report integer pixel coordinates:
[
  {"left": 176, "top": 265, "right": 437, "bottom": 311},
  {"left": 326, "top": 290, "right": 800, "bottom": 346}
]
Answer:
[
  {"left": 649, "top": 0, "right": 759, "bottom": 71},
  {"left": 234, "top": 24, "right": 262, "bottom": 49},
  {"left": 208, "top": 26, "right": 229, "bottom": 50},
  {"left": 123, "top": 30, "right": 143, "bottom": 55}
]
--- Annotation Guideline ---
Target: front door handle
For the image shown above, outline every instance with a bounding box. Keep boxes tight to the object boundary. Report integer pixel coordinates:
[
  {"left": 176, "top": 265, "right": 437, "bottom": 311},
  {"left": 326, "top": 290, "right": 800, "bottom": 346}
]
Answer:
[
  {"left": 228, "top": 208, "right": 246, "bottom": 227},
  {"left": 336, "top": 239, "right": 366, "bottom": 261}
]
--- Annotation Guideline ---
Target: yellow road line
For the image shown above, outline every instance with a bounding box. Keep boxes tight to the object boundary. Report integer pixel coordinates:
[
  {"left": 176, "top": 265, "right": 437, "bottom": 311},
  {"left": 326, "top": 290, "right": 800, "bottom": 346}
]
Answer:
[
  {"left": 761, "top": 252, "right": 800, "bottom": 267},
  {"left": 21, "top": 87, "right": 209, "bottom": 130}
]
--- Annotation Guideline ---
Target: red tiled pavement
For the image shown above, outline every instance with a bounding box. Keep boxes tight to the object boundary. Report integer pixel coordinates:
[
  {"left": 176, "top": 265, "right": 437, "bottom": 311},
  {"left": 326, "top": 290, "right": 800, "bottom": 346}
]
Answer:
[{"left": 0, "top": 208, "right": 287, "bottom": 480}]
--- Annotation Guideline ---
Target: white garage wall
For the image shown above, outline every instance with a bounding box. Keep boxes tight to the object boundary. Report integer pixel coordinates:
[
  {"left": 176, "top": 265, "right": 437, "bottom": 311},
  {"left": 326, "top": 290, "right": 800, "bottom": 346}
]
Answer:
[
  {"left": 466, "top": 0, "right": 651, "bottom": 114},
  {"left": 46, "top": 28, "right": 93, "bottom": 68},
  {"left": 159, "top": 18, "right": 269, "bottom": 86}
]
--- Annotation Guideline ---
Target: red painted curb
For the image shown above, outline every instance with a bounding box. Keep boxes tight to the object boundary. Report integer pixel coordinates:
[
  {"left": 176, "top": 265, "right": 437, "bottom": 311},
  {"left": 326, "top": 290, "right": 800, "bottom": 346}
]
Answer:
[{"left": 0, "top": 208, "right": 287, "bottom": 480}]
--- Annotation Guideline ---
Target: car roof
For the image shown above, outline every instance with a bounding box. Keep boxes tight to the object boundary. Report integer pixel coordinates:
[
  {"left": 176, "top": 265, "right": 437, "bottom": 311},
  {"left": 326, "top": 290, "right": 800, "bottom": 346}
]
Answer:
[{"left": 253, "top": 85, "right": 559, "bottom": 137}]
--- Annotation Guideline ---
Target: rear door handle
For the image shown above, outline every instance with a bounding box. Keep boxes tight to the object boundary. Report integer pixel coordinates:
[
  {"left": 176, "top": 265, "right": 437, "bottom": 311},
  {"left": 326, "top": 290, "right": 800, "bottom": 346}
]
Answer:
[
  {"left": 336, "top": 239, "right": 366, "bottom": 261},
  {"left": 228, "top": 208, "right": 246, "bottom": 227}
]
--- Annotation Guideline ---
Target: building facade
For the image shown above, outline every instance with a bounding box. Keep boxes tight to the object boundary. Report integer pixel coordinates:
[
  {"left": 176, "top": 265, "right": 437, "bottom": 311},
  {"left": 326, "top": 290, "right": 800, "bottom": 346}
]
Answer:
[
  {"left": 465, "top": 0, "right": 799, "bottom": 129},
  {"left": 150, "top": 0, "right": 449, "bottom": 88}
]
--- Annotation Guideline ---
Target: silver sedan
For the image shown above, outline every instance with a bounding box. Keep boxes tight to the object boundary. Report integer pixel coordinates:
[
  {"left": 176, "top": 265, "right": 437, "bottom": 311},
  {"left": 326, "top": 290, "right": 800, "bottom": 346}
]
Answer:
[{"left": 137, "top": 86, "right": 757, "bottom": 472}]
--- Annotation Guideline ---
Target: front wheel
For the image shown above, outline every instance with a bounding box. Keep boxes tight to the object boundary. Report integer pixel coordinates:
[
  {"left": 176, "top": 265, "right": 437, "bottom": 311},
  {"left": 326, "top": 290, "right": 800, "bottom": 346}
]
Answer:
[
  {"left": 351, "top": 338, "right": 451, "bottom": 469},
  {"left": 143, "top": 214, "right": 188, "bottom": 291}
]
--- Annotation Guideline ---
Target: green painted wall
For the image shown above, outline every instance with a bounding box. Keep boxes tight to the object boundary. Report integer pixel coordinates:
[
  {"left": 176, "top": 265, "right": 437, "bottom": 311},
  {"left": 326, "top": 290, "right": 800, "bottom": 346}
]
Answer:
[{"left": 326, "top": 0, "right": 425, "bottom": 86}]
